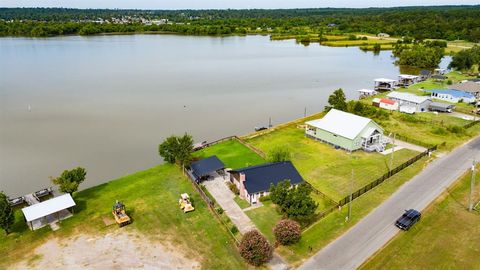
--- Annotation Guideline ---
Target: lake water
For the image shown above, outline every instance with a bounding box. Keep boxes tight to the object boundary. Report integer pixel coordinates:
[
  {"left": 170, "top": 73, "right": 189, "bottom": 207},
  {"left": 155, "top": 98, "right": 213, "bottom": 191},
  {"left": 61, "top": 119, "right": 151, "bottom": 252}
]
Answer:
[{"left": 0, "top": 34, "right": 450, "bottom": 197}]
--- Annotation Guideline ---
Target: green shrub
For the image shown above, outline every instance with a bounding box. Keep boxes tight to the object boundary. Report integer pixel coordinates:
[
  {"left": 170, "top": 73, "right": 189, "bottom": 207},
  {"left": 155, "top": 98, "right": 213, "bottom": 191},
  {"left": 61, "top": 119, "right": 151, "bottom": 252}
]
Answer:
[
  {"left": 239, "top": 230, "right": 273, "bottom": 266},
  {"left": 231, "top": 225, "right": 239, "bottom": 234},
  {"left": 228, "top": 182, "right": 239, "bottom": 195},
  {"left": 447, "top": 125, "right": 465, "bottom": 134},
  {"left": 273, "top": 219, "right": 301, "bottom": 245},
  {"left": 259, "top": 195, "right": 271, "bottom": 202},
  {"left": 216, "top": 207, "right": 224, "bottom": 215},
  {"left": 432, "top": 127, "right": 448, "bottom": 135}
]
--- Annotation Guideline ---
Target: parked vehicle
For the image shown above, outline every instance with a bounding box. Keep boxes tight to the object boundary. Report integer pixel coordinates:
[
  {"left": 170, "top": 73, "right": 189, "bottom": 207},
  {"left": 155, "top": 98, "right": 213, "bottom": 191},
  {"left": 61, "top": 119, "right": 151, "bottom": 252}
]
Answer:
[{"left": 395, "top": 209, "right": 421, "bottom": 230}]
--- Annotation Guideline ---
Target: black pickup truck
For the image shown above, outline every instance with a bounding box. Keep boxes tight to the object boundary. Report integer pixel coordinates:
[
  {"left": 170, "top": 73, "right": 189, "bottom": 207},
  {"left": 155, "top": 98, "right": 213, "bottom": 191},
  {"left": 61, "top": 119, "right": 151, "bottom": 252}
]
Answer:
[{"left": 395, "top": 209, "right": 421, "bottom": 230}]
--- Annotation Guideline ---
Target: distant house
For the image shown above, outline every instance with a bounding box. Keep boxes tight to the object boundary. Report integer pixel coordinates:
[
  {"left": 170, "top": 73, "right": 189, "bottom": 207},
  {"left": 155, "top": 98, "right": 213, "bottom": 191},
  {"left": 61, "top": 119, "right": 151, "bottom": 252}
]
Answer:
[
  {"left": 357, "top": 89, "right": 377, "bottom": 99},
  {"left": 374, "top": 78, "right": 397, "bottom": 91},
  {"left": 327, "top": 23, "right": 338, "bottom": 28},
  {"left": 428, "top": 89, "right": 476, "bottom": 104},
  {"left": 419, "top": 70, "right": 432, "bottom": 81},
  {"left": 305, "top": 109, "right": 386, "bottom": 152},
  {"left": 450, "top": 81, "right": 480, "bottom": 98},
  {"left": 377, "top": 33, "right": 390, "bottom": 38},
  {"left": 229, "top": 161, "right": 304, "bottom": 205},
  {"left": 387, "top": 91, "right": 432, "bottom": 113},
  {"left": 373, "top": 98, "right": 399, "bottom": 111},
  {"left": 434, "top": 68, "right": 447, "bottom": 75},
  {"left": 398, "top": 74, "right": 420, "bottom": 87},
  {"left": 429, "top": 102, "right": 455, "bottom": 113}
]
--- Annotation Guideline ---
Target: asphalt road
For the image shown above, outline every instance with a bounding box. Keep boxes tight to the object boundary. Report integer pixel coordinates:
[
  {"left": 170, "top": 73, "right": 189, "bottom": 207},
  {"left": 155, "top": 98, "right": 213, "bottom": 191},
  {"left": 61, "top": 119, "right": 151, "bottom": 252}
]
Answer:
[{"left": 299, "top": 136, "right": 480, "bottom": 270}]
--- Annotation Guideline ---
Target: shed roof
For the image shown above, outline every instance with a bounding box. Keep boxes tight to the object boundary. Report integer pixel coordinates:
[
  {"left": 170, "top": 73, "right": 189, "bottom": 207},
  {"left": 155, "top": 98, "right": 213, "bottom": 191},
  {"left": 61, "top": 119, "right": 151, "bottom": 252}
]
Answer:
[
  {"left": 22, "top": 194, "right": 76, "bottom": 222},
  {"left": 450, "top": 81, "right": 480, "bottom": 93},
  {"left": 428, "top": 89, "right": 475, "bottom": 99},
  {"left": 387, "top": 91, "right": 431, "bottom": 104},
  {"left": 398, "top": 74, "right": 419, "bottom": 79},
  {"left": 190, "top": 155, "right": 225, "bottom": 178},
  {"left": 429, "top": 102, "right": 455, "bottom": 109},
  {"left": 230, "top": 161, "right": 303, "bottom": 194},
  {"left": 380, "top": 98, "right": 397, "bottom": 105},
  {"left": 305, "top": 109, "right": 377, "bottom": 140},
  {"left": 420, "top": 70, "right": 431, "bottom": 75},
  {"left": 374, "top": 78, "right": 397, "bottom": 83}
]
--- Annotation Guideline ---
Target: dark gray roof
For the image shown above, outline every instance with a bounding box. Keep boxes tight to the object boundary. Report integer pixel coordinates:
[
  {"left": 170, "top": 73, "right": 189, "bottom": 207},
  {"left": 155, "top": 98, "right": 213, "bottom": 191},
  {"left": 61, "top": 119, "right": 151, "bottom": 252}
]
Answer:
[
  {"left": 230, "top": 161, "right": 304, "bottom": 194},
  {"left": 420, "top": 70, "right": 431, "bottom": 76},
  {"left": 429, "top": 102, "right": 455, "bottom": 109},
  {"left": 431, "top": 75, "right": 446, "bottom": 80},
  {"left": 190, "top": 156, "right": 225, "bottom": 178}
]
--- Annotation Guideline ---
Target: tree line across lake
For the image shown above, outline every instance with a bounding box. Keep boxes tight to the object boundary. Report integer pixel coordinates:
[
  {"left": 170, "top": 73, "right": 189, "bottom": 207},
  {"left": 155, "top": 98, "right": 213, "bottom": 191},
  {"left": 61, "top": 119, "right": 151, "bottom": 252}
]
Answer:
[{"left": 1, "top": 6, "right": 480, "bottom": 42}]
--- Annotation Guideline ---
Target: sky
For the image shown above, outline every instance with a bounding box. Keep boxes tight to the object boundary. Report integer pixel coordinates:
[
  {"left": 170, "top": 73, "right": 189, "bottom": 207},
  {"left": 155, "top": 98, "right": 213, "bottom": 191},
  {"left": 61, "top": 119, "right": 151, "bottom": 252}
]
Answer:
[{"left": 0, "top": 0, "right": 479, "bottom": 9}]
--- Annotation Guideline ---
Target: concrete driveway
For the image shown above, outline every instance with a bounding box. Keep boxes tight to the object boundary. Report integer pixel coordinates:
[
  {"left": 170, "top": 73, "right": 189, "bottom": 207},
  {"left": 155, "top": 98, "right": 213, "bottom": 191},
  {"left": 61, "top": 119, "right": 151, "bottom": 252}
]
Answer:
[
  {"left": 202, "top": 174, "right": 289, "bottom": 270},
  {"left": 202, "top": 174, "right": 255, "bottom": 234},
  {"left": 299, "top": 136, "right": 480, "bottom": 270}
]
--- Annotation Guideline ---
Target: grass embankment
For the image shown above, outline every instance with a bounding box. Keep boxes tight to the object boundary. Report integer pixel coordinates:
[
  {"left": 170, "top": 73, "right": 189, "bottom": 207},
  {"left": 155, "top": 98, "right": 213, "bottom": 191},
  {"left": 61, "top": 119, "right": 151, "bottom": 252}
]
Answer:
[
  {"left": 277, "top": 157, "right": 431, "bottom": 267},
  {"left": 0, "top": 164, "right": 245, "bottom": 269},
  {"left": 361, "top": 165, "right": 480, "bottom": 270},
  {"left": 246, "top": 125, "right": 419, "bottom": 202},
  {"left": 193, "top": 139, "right": 265, "bottom": 169}
]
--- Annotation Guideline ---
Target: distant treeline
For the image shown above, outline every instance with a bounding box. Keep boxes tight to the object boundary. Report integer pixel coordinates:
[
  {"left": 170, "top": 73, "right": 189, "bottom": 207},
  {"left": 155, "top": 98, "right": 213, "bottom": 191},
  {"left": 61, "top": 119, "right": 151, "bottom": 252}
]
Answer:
[{"left": 0, "top": 6, "right": 480, "bottom": 41}]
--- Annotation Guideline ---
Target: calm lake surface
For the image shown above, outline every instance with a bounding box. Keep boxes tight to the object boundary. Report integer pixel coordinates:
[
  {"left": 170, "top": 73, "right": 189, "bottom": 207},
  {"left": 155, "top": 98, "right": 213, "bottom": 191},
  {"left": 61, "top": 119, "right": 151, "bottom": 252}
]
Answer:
[{"left": 0, "top": 35, "right": 450, "bottom": 197}]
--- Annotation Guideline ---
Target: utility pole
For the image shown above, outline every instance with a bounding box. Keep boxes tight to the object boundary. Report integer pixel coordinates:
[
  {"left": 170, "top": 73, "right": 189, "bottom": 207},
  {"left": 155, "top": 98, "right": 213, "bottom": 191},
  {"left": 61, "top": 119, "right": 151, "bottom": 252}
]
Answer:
[
  {"left": 268, "top": 117, "right": 272, "bottom": 128},
  {"left": 469, "top": 160, "right": 476, "bottom": 211},
  {"left": 390, "top": 133, "right": 396, "bottom": 171},
  {"left": 348, "top": 169, "right": 354, "bottom": 221},
  {"left": 304, "top": 107, "right": 307, "bottom": 118}
]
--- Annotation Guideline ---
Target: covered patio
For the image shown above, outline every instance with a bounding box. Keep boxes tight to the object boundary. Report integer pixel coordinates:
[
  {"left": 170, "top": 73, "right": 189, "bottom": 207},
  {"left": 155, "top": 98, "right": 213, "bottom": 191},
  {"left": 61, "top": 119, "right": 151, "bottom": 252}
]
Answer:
[
  {"left": 190, "top": 155, "right": 226, "bottom": 183},
  {"left": 22, "top": 194, "right": 76, "bottom": 230},
  {"left": 374, "top": 78, "right": 397, "bottom": 91}
]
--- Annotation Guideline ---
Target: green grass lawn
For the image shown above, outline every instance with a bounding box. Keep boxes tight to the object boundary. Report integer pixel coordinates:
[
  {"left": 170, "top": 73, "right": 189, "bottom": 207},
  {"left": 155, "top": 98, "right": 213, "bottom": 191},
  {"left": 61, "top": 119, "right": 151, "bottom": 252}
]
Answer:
[
  {"left": 193, "top": 139, "right": 265, "bottom": 169},
  {"left": 244, "top": 201, "right": 283, "bottom": 243},
  {"left": 0, "top": 164, "right": 245, "bottom": 269},
  {"left": 277, "top": 156, "right": 431, "bottom": 267},
  {"left": 361, "top": 166, "right": 480, "bottom": 270},
  {"left": 246, "top": 125, "right": 420, "bottom": 201},
  {"left": 234, "top": 196, "right": 251, "bottom": 209}
]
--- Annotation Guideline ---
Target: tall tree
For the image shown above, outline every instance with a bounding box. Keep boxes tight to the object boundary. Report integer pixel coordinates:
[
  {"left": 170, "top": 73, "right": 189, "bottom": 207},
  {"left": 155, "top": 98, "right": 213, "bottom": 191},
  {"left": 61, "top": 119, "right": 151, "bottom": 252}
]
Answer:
[
  {"left": 0, "top": 192, "right": 14, "bottom": 235},
  {"left": 158, "top": 133, "right": 194, "bottom": 172},
  {"left": 325, "top": 88, "right": 347, "bottom": 112},
  {"left": 51, "top": 167, "right": 87, "bottom": 194},
  {"left": 270, "top": 180, "right": 318, "bottom": 224}
]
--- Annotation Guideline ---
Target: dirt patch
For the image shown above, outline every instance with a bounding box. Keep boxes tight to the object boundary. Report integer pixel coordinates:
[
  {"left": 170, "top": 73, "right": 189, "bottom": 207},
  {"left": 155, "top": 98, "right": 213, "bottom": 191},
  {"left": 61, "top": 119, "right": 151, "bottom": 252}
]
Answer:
[{"left": 11, "top": 231, "right": 200, "bottom": 270}]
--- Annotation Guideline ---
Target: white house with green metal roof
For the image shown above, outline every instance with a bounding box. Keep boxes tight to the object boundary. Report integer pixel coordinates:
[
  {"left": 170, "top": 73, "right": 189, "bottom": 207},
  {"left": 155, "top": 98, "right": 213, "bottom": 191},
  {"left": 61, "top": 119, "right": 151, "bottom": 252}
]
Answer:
[{"left": 305, "top": 109, "right": 386, "bottom": 152}]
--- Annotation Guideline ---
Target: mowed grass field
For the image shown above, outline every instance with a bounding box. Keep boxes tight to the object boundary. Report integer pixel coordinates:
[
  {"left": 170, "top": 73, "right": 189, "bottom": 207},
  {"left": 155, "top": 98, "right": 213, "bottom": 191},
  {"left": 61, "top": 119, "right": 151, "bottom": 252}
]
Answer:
[
  {"left": 361, "top": 166, "right": 480, "bottom": 270},
  {"left": 193, "top": 139, "right": 265, "bottom": 169},
  {"left": 246, "top": 125, "right": 419, "bottom": 201},
  {"left": 0, "top": 164, "right": 246, "bottom": 269}
]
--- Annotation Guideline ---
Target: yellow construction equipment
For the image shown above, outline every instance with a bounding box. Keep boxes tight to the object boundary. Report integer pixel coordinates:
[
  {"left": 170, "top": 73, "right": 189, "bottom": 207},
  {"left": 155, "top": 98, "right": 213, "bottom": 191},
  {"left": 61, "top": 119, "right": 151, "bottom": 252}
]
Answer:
[
  {"left": 179, "top": 193, "right": 195, "bottom": 213},
  {"left": 112, "top": 201, "right": 131, "bottom": 227}
]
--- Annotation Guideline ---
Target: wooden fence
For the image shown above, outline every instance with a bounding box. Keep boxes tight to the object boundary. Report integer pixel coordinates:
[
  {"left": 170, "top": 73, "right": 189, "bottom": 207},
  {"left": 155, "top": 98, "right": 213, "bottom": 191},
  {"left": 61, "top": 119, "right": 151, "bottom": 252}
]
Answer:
[
  {"left": 338, "top": 145, "right": 437, "bottom": 206},
  {"left": 464, "top": 120, "right": 480, "bottom": 129}
]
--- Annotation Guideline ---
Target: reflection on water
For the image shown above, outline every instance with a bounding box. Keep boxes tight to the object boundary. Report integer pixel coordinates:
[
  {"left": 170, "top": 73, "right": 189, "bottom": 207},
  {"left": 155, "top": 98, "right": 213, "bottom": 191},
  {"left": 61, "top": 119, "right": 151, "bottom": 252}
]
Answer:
[{"left": 0, "top": 34, "right": 450, "bottom": 196}]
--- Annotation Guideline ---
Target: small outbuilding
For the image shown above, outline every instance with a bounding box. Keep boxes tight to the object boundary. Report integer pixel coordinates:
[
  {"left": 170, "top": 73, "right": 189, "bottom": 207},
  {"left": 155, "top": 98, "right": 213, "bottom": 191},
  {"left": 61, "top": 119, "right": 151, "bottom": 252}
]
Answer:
[
  {"left": 372, "top": 98, "right": 399, "bottom": 111},
  {"left": 434, "top": 68, "right": 447, "bottom": 75},
  {"left": 357, "top": 89, "right": 377, "bottom": 99},
  {"left": 189, "top": 155, "right": 225, "bottom": 182},
  {"left": 428, "top": 89, "right": 476, "bottom": 104},
  {"left": 398, "top": 74, "right": 420, "bottom": 87},
  {"left": 305, "top": 109, "right": 386, "bottom": 152},
  {"left": 21, "top": 194, "right": 76, "bottom": 230},
  {"left": 431, "top": 75, "right": 447, "bottom": 81},
  {"left": 419, "top": 70, "right": 432, "bottom": 81},
  {"left": 387, "top": 91, "right": 432, "bottom": 113},
  {"left": 429, "top": 102, "right": 455, "bottom": 113},
  {"left": 374, "top": 78, "right": 397, "bottom": 91},
  {"left": 229, "top": 161, "right": 304, "bottom": 205},
  {"left": 377, "top": 33, "right": 390, "bottom": 38}
]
